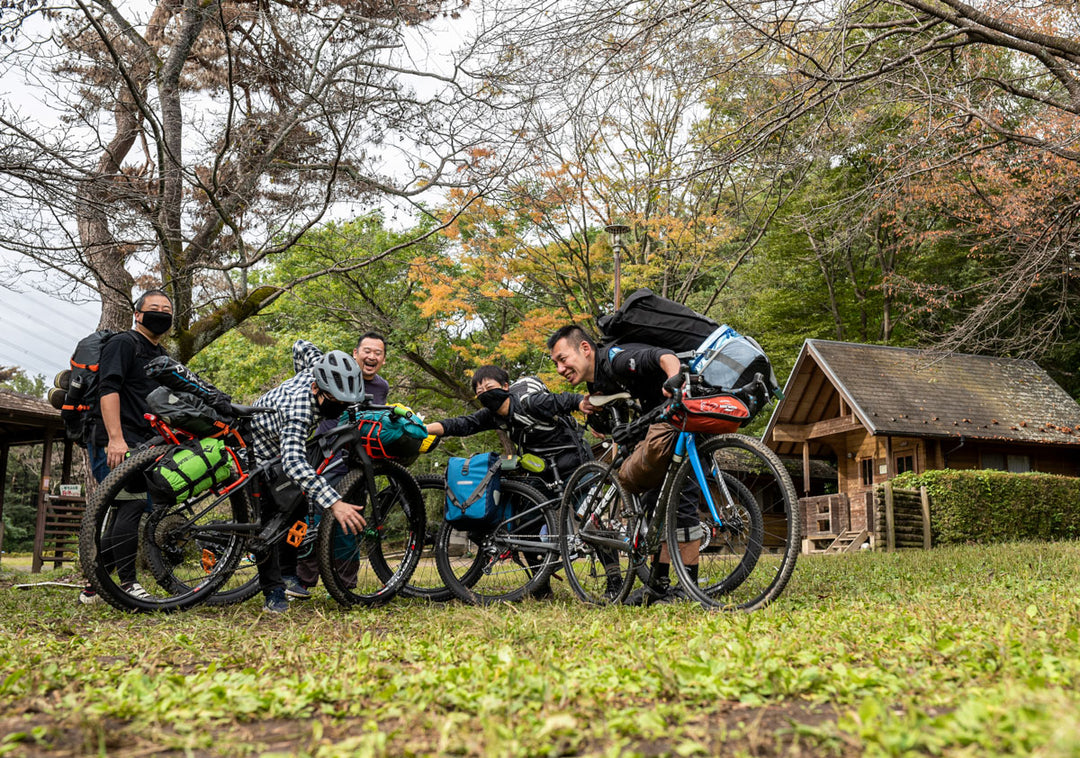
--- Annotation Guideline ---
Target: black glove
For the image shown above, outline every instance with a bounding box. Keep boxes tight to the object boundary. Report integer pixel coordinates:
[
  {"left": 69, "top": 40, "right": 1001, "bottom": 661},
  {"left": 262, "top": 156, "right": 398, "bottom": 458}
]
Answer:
[{"left": 663, "top": 373, "right": 686, "bottom": 395}]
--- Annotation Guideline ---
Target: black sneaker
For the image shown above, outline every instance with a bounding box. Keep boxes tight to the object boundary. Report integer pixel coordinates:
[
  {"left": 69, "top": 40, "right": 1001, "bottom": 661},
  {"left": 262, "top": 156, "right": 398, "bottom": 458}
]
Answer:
[
  {"left": 649, "top": 584, "right": 691, "bottom": 605},
  {"left": 624, "top": 578, "right": 672, "bottom": 607},
  {"left": 263, "top": 587, "right": 288, "bottom": 614},
  {"left": 283, "top": 575, "right": 311, "bottom": 600}
]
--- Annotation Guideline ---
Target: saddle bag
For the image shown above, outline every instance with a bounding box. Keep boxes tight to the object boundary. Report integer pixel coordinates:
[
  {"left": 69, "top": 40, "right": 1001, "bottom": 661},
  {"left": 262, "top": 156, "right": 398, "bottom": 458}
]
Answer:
[
  {"left": 444, "top": 453, "right": 504, "bottom": 527},
  {"left": 145, "top": 438, "right": 233, "bottom": 505}
]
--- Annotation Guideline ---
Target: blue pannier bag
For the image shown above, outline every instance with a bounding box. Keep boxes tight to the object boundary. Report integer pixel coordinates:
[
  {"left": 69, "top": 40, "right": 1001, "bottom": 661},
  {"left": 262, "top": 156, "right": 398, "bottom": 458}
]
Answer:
[{"left": 445, "top": 452, "right": 504, "bottom": 526}]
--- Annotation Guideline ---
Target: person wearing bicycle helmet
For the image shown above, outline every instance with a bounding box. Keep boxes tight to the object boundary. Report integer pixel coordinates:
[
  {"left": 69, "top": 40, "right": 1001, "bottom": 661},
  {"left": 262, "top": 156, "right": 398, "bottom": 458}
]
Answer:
[
  {"left": 548, "top": 324, "right": 700, "bottom": 605},
  {"left": 248, "top": 340, "right": 368, "bottom": 612},
  {"left": 285, "top": 331, "right": 393, "bottom": 599}
]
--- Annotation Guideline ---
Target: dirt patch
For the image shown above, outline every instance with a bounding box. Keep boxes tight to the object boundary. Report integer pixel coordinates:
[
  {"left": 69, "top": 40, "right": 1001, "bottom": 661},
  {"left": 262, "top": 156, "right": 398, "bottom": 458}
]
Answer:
[{"left": 0, "top": 701, "right": 854, "bottom": 757}]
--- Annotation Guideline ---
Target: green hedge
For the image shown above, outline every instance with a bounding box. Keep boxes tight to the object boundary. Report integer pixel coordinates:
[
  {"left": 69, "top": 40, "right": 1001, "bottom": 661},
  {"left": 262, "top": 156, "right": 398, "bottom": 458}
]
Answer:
[{"left": 892, "top": 469, "right": 1080, "bottom": 544}]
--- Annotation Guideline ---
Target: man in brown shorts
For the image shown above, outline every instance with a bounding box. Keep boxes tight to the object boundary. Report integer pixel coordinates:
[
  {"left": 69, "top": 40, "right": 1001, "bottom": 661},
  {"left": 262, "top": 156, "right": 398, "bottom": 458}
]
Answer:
[{"left": 547, "top": 324, "right": 701, "bottom": 604}]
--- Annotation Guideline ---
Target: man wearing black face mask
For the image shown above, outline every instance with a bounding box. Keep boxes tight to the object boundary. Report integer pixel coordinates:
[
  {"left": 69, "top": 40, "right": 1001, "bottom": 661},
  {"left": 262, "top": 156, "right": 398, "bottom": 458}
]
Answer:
[
  {"left": 79, "top": 288, "right": 173, "bottom": 605},
  {"left": 425, "top": 365, "right": 587, "bottom": 483}
]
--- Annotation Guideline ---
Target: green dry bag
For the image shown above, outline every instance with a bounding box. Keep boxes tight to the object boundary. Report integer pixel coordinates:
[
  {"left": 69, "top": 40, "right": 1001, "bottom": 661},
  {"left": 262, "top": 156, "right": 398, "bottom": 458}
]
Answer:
[{"left": 145, "top": 438, "right": 232, "bottom": 505}]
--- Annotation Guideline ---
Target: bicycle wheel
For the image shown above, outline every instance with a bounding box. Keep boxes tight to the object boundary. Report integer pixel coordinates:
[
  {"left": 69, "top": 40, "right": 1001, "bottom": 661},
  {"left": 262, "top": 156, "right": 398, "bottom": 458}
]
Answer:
[
  {"left": 557, "top": 462, "right": 639, "bottom": 605},
  {"left": 80, "top": 447, "right": 251, "bottom": 612},
  {"left": 405, "top": 475, "right": 454, "bottom": 601},
  {"left": 143, "top": 485, "right": 263, "bottom": 608},
  {"left": 317, "top": 461, "right": 425, "bottom": 607},
  {"left": 434, "top": 479, "right": 558, "bottom": 604},
  {"left": 668, "top": 434, "right": 799, "bottom": 611}
]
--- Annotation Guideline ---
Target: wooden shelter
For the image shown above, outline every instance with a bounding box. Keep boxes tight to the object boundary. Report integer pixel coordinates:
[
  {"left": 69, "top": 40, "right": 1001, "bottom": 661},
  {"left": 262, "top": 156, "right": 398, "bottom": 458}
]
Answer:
[
  {"left": 0, "top": 388, "right": 83, "bottom": 571},
  {"left": 762, "top": 340, "right": 1080, "bottom": 552}
]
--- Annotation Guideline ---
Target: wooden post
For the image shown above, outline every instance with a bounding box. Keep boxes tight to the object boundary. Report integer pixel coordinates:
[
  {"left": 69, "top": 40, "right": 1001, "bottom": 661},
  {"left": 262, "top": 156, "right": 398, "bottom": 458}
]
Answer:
[
  {"left": 920, "top": 485, "right": 932, "bottom": 550},
  {"left": 802, "top": 441, "right": 811, "bottom": 494},
  {"left": 61, "top": 439, "right": 74, "bottom": 484},
  {"left": 884, "top": 480, "right": 895, "bottom": 552},
  {"left": 31, "top": 430, "right": 55, "bottom": 573},
  {"left": 0, "top": 442, "right": 8, "bottom": 566}
]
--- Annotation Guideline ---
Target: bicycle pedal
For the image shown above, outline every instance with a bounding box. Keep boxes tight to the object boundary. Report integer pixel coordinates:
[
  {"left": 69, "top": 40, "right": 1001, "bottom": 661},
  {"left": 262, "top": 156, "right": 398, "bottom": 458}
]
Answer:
[{"left": 285, "top": 520, "right": 307, "bottom": 547}]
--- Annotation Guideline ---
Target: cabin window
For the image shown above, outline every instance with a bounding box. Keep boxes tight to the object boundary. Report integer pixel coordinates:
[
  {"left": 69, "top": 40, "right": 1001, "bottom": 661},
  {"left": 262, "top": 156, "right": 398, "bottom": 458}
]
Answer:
[
  {"left": 896, "top": 454, "right": 914, "bottom": 475},
  {"left": 982, "top": 452, "right": 1030, "bottom": 473},
  {"left": 1008, "top": 454, "right": 1031, "bottom": 473},
  {"left": 860, "top": 458, "right": 874, "bottom": 486}
]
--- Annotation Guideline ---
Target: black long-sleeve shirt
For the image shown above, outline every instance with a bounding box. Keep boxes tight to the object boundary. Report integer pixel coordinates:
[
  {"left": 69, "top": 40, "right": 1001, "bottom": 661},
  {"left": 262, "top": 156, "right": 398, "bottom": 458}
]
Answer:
[{"left": 439, "top": 390, "right": 586, "bottom": 477}]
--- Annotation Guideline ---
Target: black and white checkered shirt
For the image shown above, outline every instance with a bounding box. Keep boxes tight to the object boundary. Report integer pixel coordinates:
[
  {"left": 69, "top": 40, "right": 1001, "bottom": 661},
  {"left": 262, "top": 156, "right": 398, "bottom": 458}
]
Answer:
[{"left": 250, "top": 340, "right": 342, "bottom": 511}]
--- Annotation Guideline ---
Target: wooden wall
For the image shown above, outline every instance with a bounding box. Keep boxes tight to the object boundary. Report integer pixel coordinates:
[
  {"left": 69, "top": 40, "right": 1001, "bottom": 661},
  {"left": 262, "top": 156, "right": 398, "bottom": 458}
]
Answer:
[{"left": 828, "top": 432, "right": 1078, "bottom": 499}]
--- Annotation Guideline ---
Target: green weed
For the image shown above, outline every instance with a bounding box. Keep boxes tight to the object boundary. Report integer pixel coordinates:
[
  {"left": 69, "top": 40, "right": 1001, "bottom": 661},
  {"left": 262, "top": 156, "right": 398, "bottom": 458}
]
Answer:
[{"left": 1, "top": 542, "right": 1079, "bottom": 756}]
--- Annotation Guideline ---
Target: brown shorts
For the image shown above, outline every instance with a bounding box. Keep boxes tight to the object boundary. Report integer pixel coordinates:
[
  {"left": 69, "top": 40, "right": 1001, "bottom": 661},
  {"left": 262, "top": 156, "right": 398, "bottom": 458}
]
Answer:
[{"left": 617, "top": 423, "right": 678, "bottom": 494}]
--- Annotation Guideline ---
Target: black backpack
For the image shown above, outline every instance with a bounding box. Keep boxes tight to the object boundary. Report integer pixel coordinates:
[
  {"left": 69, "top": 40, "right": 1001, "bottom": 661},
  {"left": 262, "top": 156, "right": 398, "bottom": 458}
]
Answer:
[
  {"left": 507, "top": 375, "right": 558, "bottom": 434},
  {"left": 52, "top": 329, "right": 122, "bottom": 443},
  {"left": 597, "top": 288, "right": 718, "bottom": 354},
  {"left": 596, "top": 288, "right": 782, "bottom": 402}
]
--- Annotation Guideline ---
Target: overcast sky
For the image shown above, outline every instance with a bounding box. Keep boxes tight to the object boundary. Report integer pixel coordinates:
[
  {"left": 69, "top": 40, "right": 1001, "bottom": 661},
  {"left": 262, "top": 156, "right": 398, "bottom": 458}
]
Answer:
[{"left": 0, "top": 288, "right": 103, "bottom": 384}]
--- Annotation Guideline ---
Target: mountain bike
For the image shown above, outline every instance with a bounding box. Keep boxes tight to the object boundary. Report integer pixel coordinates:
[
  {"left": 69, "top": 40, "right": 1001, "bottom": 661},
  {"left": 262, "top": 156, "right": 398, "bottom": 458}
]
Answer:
[
  {"left": 79, "top": 399, "right": 425, "bottom": 612},
  {"left": 558, "top": 374, "right": 799, "bottom": 610}
]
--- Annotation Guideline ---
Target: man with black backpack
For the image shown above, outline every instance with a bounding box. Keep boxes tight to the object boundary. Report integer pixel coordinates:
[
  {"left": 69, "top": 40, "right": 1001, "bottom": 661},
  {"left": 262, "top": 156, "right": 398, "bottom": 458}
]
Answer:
[
  {"left": 78, "top": 289, "right": 173, "bottom": 605},
  {"left": 547, "top": 324, "right": 700, "bottom": 605}
]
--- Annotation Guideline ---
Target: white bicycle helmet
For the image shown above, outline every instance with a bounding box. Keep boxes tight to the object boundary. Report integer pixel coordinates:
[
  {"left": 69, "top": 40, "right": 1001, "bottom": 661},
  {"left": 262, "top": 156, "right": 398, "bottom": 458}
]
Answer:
[{"left": 313, "top": 350, "right": 365, "bottom": 403}]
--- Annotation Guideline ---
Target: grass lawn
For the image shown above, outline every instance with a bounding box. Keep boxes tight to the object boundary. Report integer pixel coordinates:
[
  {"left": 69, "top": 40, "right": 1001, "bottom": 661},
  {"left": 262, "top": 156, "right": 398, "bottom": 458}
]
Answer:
[{"left": 1, "top": 541, "right": 1079, "bottom": 756}]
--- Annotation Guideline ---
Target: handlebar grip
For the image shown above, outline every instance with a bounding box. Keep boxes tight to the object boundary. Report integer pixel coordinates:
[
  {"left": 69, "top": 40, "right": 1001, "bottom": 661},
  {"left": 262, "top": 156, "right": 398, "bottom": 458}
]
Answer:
[{"left": 663, "top": 372, "right": 687, "bottom": 394}]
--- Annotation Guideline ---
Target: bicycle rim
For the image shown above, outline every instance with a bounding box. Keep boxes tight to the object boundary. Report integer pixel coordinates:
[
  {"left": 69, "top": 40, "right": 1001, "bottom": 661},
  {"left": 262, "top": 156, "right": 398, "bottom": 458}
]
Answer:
[
  {"left": 318, "top": 462, "right": 424, "bottom": 607},
  {"left": 557, "top": 462, "right": 638, "bottom": 605},
  {"left": 668, "top": 434, "right": 799, "bottom": 611},
  {"left": 403, "top": 475, "right": 454, "bottom": 601},
  {"left": 435, "top": 480, "right": 558, "bottom": 604},
  {"left": 80, "top": 446, "right": 248, "bottom": 613}
]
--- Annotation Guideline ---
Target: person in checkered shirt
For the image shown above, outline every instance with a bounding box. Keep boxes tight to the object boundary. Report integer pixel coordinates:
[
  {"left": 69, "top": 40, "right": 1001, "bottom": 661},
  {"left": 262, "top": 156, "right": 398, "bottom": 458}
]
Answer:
[{"left": 250, "top": 340, "right": 368, "bottom": 613}]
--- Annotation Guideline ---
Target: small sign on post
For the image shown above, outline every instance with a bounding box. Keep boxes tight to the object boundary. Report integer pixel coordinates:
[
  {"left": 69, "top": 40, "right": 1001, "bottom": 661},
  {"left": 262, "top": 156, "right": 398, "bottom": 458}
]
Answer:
[{"left": 58, "top": 484, "right": 83, "bottom": 498}]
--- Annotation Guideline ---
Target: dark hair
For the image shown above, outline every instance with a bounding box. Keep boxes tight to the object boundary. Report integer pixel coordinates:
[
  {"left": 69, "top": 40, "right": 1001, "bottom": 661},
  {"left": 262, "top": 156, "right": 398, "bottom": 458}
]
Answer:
[
  {"left": 546, "top": 324, "right": 596, "bottom": 352},
  {"left": 134, "top": 289, "right": 172, "bottom": 311},
  {"left": 470, "top": 365, "right": 509, "bottom": 393},
  {"left": 356, "top": 331, "right": 386, "bottom": 350}
]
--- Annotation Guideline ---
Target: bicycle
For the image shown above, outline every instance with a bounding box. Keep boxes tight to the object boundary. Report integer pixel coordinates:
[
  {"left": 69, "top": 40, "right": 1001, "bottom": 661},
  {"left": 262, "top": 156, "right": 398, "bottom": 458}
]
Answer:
[
  {"left": 431, "top": 448, "right": 592, "bottom": 604},
  {"left": 558, "top": 373, "right": 799, "bottom": 610},
  {"left": 79, "top": 396, "right": 426, "bottom": 612}
]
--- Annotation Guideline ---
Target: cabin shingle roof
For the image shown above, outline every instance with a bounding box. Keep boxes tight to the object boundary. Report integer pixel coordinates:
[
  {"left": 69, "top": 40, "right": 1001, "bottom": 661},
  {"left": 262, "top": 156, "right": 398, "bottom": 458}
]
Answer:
[{"left": 804, "top": 340, "right": 1080, "bottom": 445}]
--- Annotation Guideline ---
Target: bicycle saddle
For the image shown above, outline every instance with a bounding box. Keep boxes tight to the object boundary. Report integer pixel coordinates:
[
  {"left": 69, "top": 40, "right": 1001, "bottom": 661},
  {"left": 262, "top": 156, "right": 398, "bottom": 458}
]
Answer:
[{"left": 588, "top": 392, "right": 632, "bottom": 407}]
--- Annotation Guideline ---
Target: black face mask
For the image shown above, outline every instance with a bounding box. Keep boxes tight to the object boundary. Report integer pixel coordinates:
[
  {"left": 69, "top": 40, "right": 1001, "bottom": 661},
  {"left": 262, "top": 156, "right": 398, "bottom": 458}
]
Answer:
[
  {"left": 140, "top": 310, "right": 173, "bottom": 336},
  {"left": 317, "top": 395, "right": 349, "bottom": 420},
  {"left": 478, "top": 388, "right": 511, "bottom": 414}
]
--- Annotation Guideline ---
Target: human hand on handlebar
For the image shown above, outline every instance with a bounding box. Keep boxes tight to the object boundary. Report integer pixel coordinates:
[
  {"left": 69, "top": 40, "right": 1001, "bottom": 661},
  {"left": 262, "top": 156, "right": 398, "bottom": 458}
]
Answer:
[{"left": 662, "top": 372, "right": 686, "bottom": 398}]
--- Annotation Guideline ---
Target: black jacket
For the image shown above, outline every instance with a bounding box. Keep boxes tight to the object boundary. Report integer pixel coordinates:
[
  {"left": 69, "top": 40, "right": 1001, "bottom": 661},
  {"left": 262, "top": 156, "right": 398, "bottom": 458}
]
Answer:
[
  {"left": 438, "top": 391, "right": 585, "bottom": 477},
  {"left": 589, "top": 342, "right": 676, "bottom": 412}
]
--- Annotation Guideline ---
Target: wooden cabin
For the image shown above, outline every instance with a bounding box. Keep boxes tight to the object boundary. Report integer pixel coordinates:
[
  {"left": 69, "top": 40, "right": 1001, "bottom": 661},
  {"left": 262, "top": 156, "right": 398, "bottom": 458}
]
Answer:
[
  {"left": 0, "top": 388, "right": 83, "bottom": 571},
  {"left": 762, "top": 340, "right": 1080, "bottom": 552}
]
